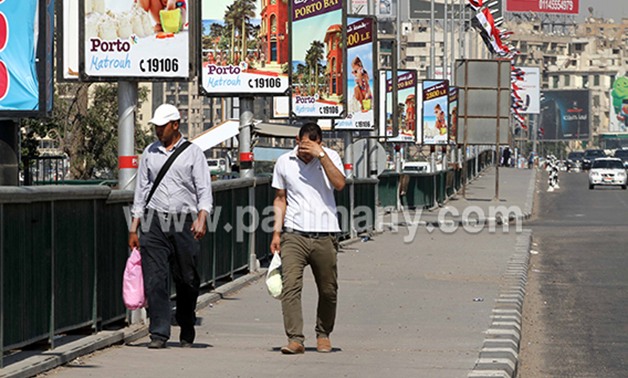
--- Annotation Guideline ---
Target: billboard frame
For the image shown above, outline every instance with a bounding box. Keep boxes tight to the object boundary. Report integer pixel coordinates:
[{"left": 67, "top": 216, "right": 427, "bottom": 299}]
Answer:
[
  {"left": 380, "top": 68, "right": 419, "bottom": 143},
  {"left": 334, "top": 14, "right": 378, "bottom": 131},
  {"left": 0, "top": 0, "right": 54, "bottom": 118},
  {"left": 421, "top": 79, "right": 450, "bottom": 146},
  {"left": 56, "top": 0, "right": 80, "bottom": 83},
  {"left": 198, "top": 0, "right": 290, "bottom": 98},
  {"left": 288, "top": 0, "right": 347, "bottom": 119},
  {"left": 539, "top": 88, "right": 590, "bottom": 141},
  {"left": 78, "top": 0, "right": 195, "bottom": 82}
]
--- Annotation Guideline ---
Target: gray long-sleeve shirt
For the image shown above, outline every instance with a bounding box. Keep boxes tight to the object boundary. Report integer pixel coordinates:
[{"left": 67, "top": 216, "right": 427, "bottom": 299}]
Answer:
[{"left": 131, "top": 138, "right": 213, "bottom": 218}]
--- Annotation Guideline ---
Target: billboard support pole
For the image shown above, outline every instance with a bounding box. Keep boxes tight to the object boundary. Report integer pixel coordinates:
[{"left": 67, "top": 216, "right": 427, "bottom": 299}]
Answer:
[
  {"left": 462, "top": 60, "right": 468, "bottom": 199},
  {"left": 0, "top": 121, "right": 19, "bottom": 186},
  {"left": 239, "top": 96, "right": 254, "bottom": 179},
  {"left": 117, "top": 81, "right": 138, "bottom": 190},
  {"left": 495, "top": 60, "right": 501, "bottom": 201},
  {"left": 430, "top": 0, "right": 435, "bottom": 77}
]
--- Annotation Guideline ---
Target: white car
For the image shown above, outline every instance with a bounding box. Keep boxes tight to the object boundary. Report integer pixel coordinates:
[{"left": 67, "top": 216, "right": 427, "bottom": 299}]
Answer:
[{"left": 588, "top": 158, "right": 627, "bottom": 190}]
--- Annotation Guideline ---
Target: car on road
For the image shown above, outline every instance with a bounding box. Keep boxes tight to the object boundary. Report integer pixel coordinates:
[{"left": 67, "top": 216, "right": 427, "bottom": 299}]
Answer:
[
  {"left": 588, "top": 158, "right": 627, "bottom": 190},
  {"left": 613, "top": 149, "right": 628, "bottom": 169},
  {"left": 565, "top": 151, "right": 584, "bottom": 170},
  {"left": 582, "top": 149, "right": 606, "bottom": 170}
]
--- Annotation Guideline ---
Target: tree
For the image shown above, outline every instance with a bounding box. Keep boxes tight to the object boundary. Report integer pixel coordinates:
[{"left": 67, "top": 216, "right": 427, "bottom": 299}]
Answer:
[
  {"left": 305, "top": 40, "right": 325, "bottom": 95},
  {"left": 20, "top": 83, "right": 152, "bottom": 180}
]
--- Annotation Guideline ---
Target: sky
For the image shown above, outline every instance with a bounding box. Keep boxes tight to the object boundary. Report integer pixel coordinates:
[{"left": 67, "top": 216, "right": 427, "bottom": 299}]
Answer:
[{"left": 578, "top": 0, "right": 628, "bottom": 20}]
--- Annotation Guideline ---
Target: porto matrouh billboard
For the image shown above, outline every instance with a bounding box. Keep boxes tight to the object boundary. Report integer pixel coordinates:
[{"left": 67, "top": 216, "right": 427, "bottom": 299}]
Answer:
[{"left": 200, "top": 0, "right": 289, "bottom": 96}]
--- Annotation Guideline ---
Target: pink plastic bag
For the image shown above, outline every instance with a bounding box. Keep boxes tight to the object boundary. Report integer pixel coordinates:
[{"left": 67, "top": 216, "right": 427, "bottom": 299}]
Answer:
[{"left": 122, "top": 248, "right": 146, "bottom": 310}]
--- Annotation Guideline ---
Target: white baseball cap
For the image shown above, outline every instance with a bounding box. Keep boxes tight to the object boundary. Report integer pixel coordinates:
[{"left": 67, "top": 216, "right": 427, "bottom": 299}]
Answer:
[{"left": 149, "top": 103, "right": 180, "bottom": 126}]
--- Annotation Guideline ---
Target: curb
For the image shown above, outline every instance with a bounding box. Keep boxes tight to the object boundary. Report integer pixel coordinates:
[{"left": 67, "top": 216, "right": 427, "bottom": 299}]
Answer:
[
  {"left": 467, "top": 229, "right": 532, "bottom": 378},
  {"left": 0, "top": 271, "right": 266, "bottom": 378}
]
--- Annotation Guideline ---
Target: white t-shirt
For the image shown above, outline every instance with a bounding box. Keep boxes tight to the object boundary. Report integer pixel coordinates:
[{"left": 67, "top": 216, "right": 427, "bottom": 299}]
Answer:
[{"left": 272, "top": 146, "right": 345, "bottom": 232}]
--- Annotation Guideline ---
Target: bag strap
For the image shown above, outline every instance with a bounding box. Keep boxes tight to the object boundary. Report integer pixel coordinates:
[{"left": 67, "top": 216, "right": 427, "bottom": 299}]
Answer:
[{"left": 145, "top": 141, "right": 192, "bottom": 207}]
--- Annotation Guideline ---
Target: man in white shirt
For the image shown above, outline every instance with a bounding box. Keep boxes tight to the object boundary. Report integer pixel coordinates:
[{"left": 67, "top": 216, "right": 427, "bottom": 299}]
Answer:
[
  {"left": 129, "top": 103, "right": 213, "bottom": 349},
  {"left": 271, "top": 122, "right": 346, "bottom": 354}
]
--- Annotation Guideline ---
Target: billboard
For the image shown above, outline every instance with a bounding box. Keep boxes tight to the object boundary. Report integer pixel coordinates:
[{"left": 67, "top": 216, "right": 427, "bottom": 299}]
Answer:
[
  {"left": 609, "top": 76, "right": 628, "bottom": 132},
  {"left": 81, "top": 0, "right": 190, "bottom": 80},
  {"left": 200, "top": 0, "right": 289, "bottom": 96},
  {"left": 58, "top": 0, "right": 80, "bottom": 81},
  {"left": 540, "top": 90, "right": 589, "bottom": 140},
  {"left": 290, "top": 0, "right": 346, "bottom": 118},
  {"left": 514, "top": 66, "right": 540, "bottom": 114},
  {"left": 454, "top": 59, "right": 511, "bottom": 145},
  {"left": 449, "top": 87, "right": 458, "bottom": 144},
  {"left": 381, "top": 69, "right": 418, "bottom": 143},
  {"left": 506, "top": 0, "right": 578, "bottom": 15},
  {"left": 422, "top": 80, "right": 449, "bottom": 145},
  {"left": 335, "top": 16, "right": 376, "bottom": 130},
  {"left": 0, "top": 0, "right": 53, "bottom": 115}
]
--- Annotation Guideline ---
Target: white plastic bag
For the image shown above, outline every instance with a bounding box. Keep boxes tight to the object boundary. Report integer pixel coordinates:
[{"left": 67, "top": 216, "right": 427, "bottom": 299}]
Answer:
[{"left": 266, "top": 253, "right": 283, "bottom": 299}]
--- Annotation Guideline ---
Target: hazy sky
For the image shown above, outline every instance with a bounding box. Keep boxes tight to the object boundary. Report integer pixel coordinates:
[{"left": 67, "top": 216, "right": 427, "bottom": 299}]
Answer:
[{"left": 578, "top": 0, "right": 628, "bottom": 21}]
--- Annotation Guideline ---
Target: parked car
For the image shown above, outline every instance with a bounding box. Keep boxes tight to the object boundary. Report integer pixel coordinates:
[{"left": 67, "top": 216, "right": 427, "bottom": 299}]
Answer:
[
  {"left": 588, "top": 158, "right": 627, "bottom": 190},
  {"left": 613, "top": 149, "right": 628, "bottom": 169},
  {"left": 402, "top": 161, "right": 430, "bottom": 173},
  {"left": 582, "top": 149, "right": 606, "bottom": 170},
  {"left": 207, "top": 158, "right": 227, "bottom": 175},
  {"left": 565, "top": 151, "right": 584, "bottom": 170}
]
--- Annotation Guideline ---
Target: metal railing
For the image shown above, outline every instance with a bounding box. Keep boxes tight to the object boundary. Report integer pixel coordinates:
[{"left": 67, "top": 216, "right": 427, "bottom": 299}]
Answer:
[{"left": 0, "top": 177, "right": 377, "bottom": 366}]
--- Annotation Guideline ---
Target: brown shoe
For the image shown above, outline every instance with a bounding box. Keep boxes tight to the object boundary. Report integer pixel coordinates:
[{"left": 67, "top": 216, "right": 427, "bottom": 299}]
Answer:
[
  {"left": 280, "top": 341, "right": 305, "bottom": 354},
  {"left": 316, "top": 337, "right": 332, "bottom": 353}
]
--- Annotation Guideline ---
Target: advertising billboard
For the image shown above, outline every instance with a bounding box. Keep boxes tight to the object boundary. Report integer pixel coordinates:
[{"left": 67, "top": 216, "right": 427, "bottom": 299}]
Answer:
[
  {"left": 506, "top": 0, "right": 578, "bottom": 15},
  {"left": 609, "top": 76, "right": 628, "bottom": 133},
  {"left": 449, "top": 87, "right": 458, "bottom": 144},
  {"left": 335, "top": 16, "right": 376, "bottom": 130},
  {"left": 81, "top": 0, "right": 190, "bottom": 80},
  {"left": 422, "top": 80, "right": 449, "bottom": 145},
  {"left": 540, "top": 90, "right": 589, "bottom": 140},
  {"left": 381, "top": 70, "right": 418, "bottom": 143},
  {"left": 290, "top": 0, "right": 346, "bottom": 118},
  {"left": 57, "top": 0, "right": 80, "bottom": 81},
  {"left": 0, "top": 0, "right": 53, "bottom": 115},
  {"left": 514, "top": 66, "right": 540, "bottom": 114},
  {"left": 200, "top": 0, "right": 289, "bottom": 96}
]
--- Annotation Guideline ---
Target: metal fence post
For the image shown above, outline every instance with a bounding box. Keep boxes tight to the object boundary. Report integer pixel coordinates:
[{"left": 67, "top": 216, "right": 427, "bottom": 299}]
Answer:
[
  {"left": 1, "top": 203, "right": 4, "bottom": 368},
  {"left": 49, "top": 202, "right": 55, "bottom": 350},
  {"left": 92, "top": 200, "right": 99, "bottom": 332}
]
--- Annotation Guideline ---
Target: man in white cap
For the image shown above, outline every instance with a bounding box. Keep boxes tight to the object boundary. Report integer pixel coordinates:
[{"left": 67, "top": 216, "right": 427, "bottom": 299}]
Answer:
[{"left": 128, "top": 103, "right": 213, "bottom": 349}]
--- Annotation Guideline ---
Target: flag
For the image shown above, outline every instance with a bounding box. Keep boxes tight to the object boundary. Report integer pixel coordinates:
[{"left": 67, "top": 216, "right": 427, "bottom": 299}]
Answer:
[{"left": 467, "top": 0, "right": 483, "bottom": 11}]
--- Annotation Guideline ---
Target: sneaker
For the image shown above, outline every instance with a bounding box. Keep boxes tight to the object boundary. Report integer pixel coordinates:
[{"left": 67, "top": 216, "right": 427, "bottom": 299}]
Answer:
[
  {"left": 147, "top": 339, "right": 167, "bottom": 349},
  {"left": 280, "top": 341, "right": 305, "bottom": 354},
  {"left": 180, "top": 340, "right": 193, "bottom": 348},
  {"left": 316, "top": 337, "right": 332, "bottom": 353}
]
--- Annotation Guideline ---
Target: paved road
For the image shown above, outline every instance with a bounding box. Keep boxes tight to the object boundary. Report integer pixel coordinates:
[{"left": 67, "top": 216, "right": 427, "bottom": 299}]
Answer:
[
  {"left": 24, "top": 168, "right": 533, "bottom": 378},
  {"left": 517, "top": 171, "right": 628, "bottom": 377}
]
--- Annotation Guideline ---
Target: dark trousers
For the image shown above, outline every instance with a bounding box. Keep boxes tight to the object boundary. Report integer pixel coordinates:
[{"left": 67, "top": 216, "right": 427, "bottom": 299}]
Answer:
[{"left": 140, "top": 212, "right": 200, "bottom": 341}]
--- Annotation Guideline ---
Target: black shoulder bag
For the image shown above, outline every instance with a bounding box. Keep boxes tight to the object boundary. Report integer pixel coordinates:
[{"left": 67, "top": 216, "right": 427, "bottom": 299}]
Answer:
[{"left": 144, "top": 141, "right": 192, "bottom": 207}]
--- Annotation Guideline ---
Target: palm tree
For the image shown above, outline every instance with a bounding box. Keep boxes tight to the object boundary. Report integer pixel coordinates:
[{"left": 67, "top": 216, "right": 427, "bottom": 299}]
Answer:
[
  {"left": 224, "top": 4, "right": 237, "bottom": 63},
  {"left": 236, "top": 0, "right": 256, "bottom": 60},
  {"left": 305, "top": 41, "right": 325, "bottom": 95}
]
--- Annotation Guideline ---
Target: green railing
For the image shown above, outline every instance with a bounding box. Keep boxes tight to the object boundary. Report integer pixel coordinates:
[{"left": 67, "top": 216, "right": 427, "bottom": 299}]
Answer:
[
  {"left": 0, "top": 176, "right": 377, "bottom": 365},
  {"left": 378, "top": 152, "right": 495, "bottom": 209}
]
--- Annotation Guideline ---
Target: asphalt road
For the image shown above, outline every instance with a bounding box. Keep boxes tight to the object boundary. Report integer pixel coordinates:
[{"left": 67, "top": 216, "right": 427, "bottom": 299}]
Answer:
[{"left": 517, "top": 171, "right": 628, "bottom": 377}]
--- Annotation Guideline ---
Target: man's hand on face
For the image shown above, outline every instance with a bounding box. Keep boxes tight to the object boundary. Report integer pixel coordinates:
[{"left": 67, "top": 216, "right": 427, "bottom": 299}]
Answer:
[{"left": 298, "top": 138, "right": 323, "bottom": 159}]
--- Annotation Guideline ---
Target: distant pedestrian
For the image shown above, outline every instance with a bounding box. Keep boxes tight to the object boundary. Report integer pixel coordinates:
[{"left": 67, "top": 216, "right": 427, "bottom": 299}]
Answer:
[
  {"left": 270, "top": 122, "right": 346, "bottom": 354},
  {"left": 501, "top": 147, "right": 512, "bottom": 167},
  {"left": 128, "top": 103, "right": 213, "bottom": 349}
]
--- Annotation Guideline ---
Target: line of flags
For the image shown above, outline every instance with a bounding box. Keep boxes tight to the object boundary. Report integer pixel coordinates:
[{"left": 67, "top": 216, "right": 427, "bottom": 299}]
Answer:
[{"left": 466, "top": 0, "right": 527, "bottom": 130}]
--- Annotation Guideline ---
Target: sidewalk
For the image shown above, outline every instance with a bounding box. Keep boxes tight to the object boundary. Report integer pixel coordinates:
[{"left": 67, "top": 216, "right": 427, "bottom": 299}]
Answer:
[{"left": 3, "top": 167, "right": 536, "bottom": 378}]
